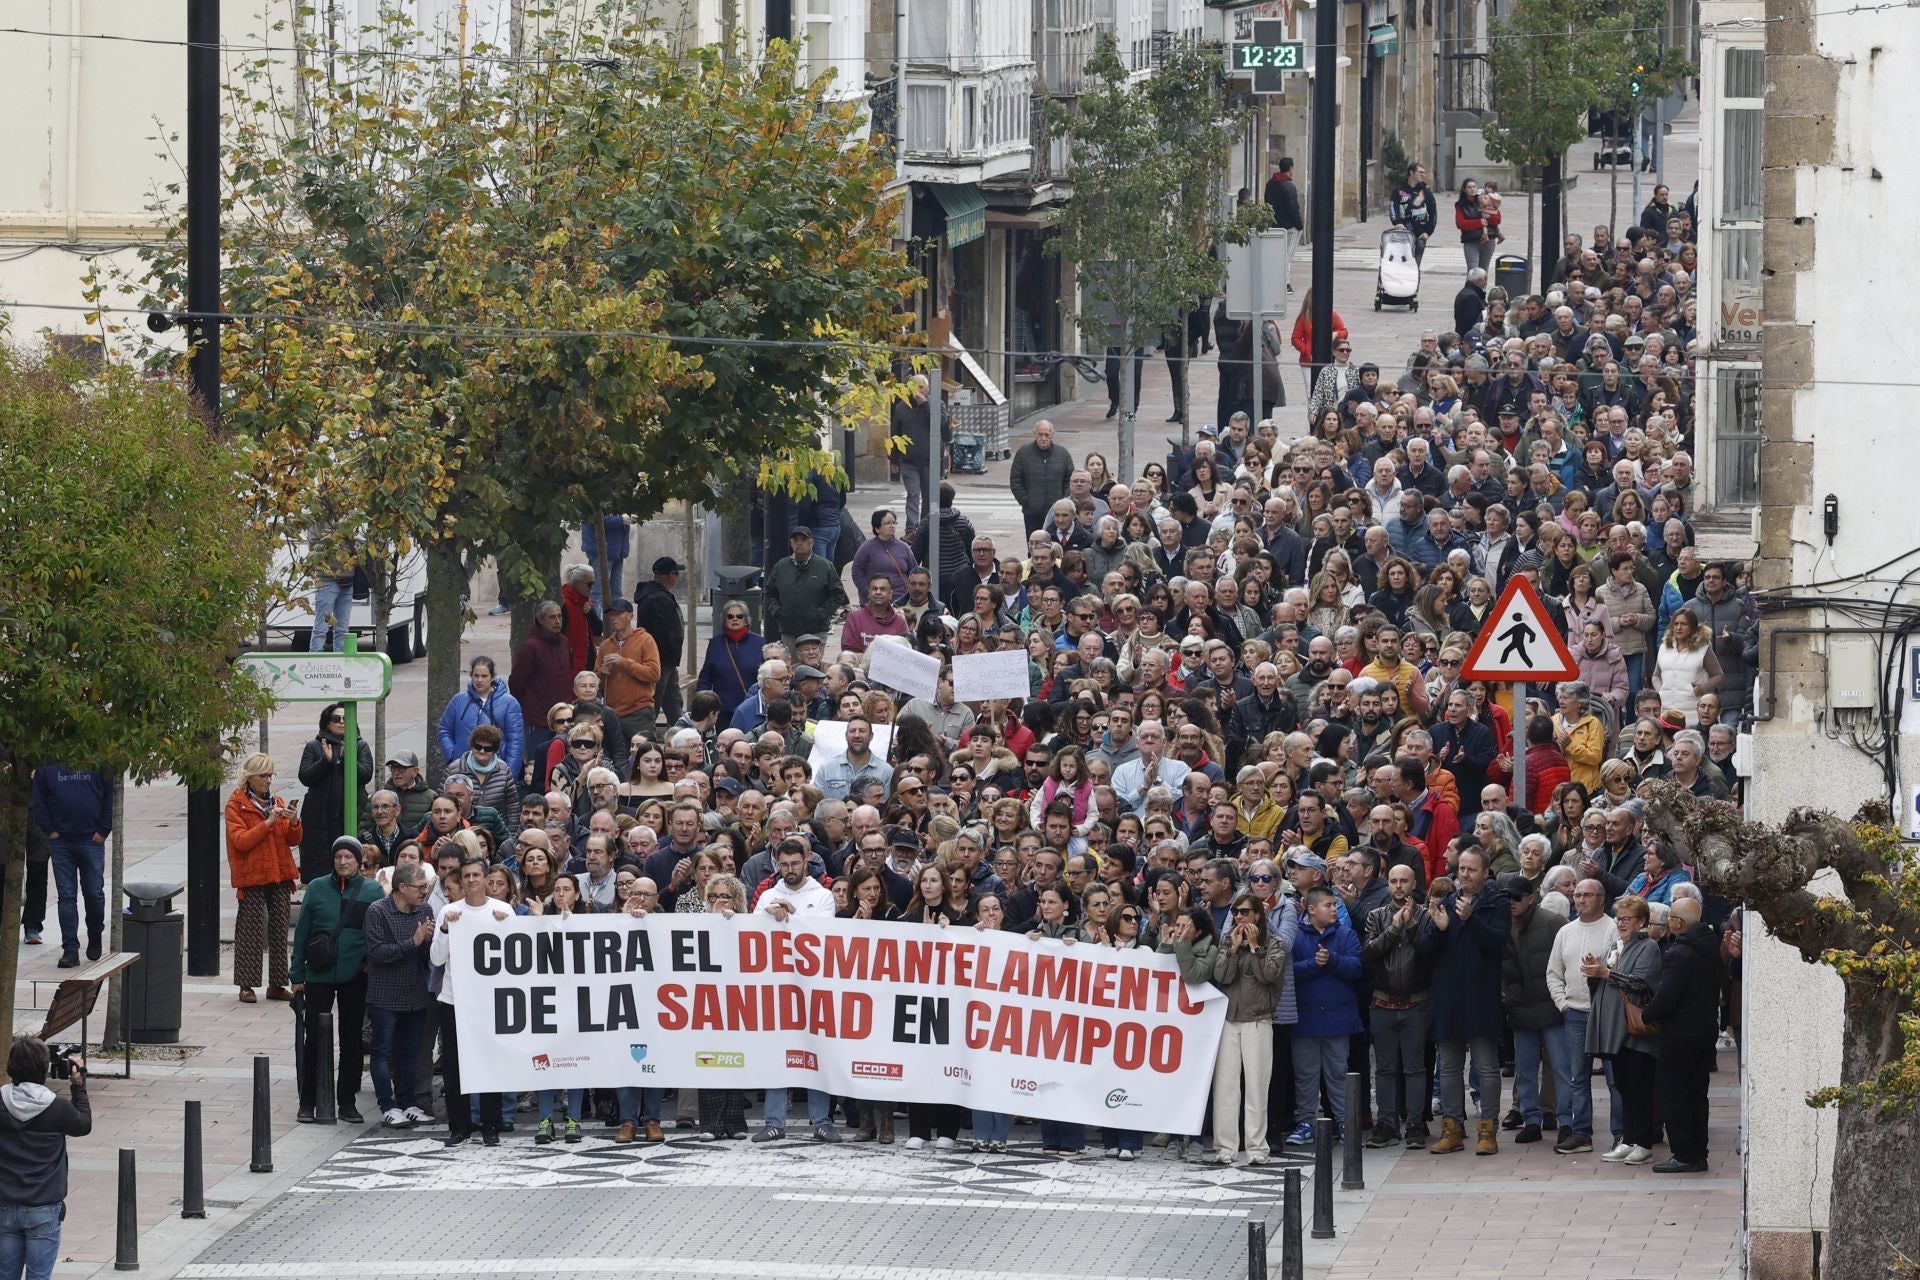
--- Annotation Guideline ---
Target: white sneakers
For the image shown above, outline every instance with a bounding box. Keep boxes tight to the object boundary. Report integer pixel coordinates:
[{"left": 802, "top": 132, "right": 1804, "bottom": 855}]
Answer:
[
  {"left": 402, "top": 1106, "right": 432, "bottom": 1125},
  {"left": 933, "top": 1136, "right": 957, "bottom": 1152},
  {"left": 1118, "top": 1149, "right": 1137, "bottom": 1161},
  {"left": 1601, "top": 1142, "right": 1633, "bottom": 1162},
  {"left": 903, "top": 1136, "right": 927, "bottom": 1151},
  {"left": 381, "top": 1109, "right": 410, "bottom": 1128},
  {"left": 1624, "top": 1145, "right": 1655, "bottom": 1165}
]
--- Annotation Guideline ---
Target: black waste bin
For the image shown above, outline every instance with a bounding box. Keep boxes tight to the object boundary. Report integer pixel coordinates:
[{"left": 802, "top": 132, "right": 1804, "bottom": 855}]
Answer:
[
  {"left": 123, "top": 881, "right": 185, "bottom": 1045},
  {"left": 1494, "top": 255, "right": 1530, "bottom": 300}
]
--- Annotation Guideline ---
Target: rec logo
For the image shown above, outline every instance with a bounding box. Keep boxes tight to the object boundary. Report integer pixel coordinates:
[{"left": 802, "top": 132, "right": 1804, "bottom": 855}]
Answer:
[
  {"left": 695, "top": 1051, "right": 746, "bottom": 1069},
  {"left": 786, "top": 1049, "right": 820, "bottom": 1071},
  {"left": 850, "top": 1060, "right": 904, "bottom": 1080}
]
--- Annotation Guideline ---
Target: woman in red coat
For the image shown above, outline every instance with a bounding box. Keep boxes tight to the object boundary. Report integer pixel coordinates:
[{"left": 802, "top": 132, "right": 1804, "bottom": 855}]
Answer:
[
  {"left": 224, "top": 753, "right": 303, "bottom": 1004},
  {"left": 1289, "top": 287, "right": 1348, "bottom": 394},
  {"left": 1454, "top": 178, "right": 1500, "bottom": 277}
]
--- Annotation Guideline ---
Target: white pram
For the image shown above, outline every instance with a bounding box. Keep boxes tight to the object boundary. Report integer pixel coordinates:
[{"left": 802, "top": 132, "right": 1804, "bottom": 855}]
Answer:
[{"left": 1375, "top": 227, "right": 1421, "bottom": 311}]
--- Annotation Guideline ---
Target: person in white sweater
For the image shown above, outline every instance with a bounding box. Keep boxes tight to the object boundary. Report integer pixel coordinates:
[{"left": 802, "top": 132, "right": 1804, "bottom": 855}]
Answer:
[
  {"left": 1544, "top": 878, "right": 1622, "bottom": 1154},
  {"left": 428, "top": 856, "right": 511, "bottom": 1147},
  {"left": 755, "top": 838, "right": 837, "bottom": 920}
]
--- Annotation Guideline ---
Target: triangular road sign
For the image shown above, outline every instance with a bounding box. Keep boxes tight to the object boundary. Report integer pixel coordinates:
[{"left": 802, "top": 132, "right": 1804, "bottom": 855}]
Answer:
[{"left": 1459, "top": 576, "right": 1580, "bottom": 682}]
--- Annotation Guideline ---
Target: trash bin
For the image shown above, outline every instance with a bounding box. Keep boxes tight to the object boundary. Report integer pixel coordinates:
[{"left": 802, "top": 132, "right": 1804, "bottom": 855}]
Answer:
[
  {"left": 123, "top": 881, "right": 185, "bottom": 1045},
  {"left": 950, "top": 432, "right": 985, "bottom": 474},
  {"left": 711, "top": 564, "right": 765, "bottom": 635},
  {"left": 1494, "top": 254, "right": 1530, "bottom": 299}
]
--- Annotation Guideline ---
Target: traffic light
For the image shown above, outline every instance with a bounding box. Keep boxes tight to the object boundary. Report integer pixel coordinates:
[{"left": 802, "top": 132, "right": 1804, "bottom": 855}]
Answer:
[{"left": 1630, "top": 63, "right": 1644, "bottom": 97}]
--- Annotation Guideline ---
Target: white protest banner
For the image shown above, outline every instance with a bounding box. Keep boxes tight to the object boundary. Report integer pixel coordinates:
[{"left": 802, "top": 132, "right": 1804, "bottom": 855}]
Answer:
[
  {"left": 952, "top": 649, "right": 1032, "bottom": 702},
  {"left": 866, "top": 636, "right": 940, "bottom": 701},
  {"left": 807, "top": 718, "right": 893, "bottom": 776},
  {"left": 448, "top": 912, "right": 1225, "bottom": 1132}
]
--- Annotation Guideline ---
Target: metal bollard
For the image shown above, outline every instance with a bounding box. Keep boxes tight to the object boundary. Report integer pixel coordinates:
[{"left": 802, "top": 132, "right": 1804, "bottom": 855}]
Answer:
[
  {"left": 182, "top": 1100, "right": 206, "bottom": 1218},
  {"left": 1311, "top": 1116, "right": 1335, "bottom": 1239},
  {"left": 1341, "top": 1072, "right": 1366, "bottom": 1190},
  {"left": 315, "top": 1010, "right": 337, "bottom": 1125},
  {"left": 250, "top": 1054, "right": 274, "bottom": 1173},
  {"left": 1281, "top": 1167, "right": 1305, "bottom": 1280},
  {"left": 114, "top": 1148, "right": 138, "bottom": 1271},
  {"left": 1246, "top": 1220, "right": 1267, "bottom": 1280}
]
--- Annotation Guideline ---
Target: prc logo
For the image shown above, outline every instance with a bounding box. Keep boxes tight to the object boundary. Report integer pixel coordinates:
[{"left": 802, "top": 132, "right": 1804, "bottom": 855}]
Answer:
[
  {"left": 530, "top": 1054, "right": 551, "bottom": 1071},
  {"left": 696, "top": 1051, "right": 746, "bottom": 1069},
  {"left": 786, "top": 1050, "right": 820, "bottom": 1071},
  {"left": 630, "top": 1044, "right": 649, "bottom": 1064},
  {"left": 850, "top": 1060, "right": 904, "bottom": 1080}
]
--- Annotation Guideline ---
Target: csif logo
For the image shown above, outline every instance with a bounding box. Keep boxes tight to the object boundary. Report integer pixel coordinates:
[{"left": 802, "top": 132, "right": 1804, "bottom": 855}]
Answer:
[{"left": 1104, "top": 1088, "right": 1132, "bottom": 1110}]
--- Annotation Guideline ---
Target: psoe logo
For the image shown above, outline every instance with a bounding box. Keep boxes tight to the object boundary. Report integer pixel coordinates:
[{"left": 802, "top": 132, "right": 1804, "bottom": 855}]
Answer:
[
  {"left": 786, "top": 1049, "right": 820, "bottom": 1071},
  {"left": 850, "top": 1060, "right": 904, "bottom": 1080},
  {"left": 943, "top": 1065, "right": 972, "bottom": 1083},
  {"left": 531, "top": 1054, "right": 552, "bottom": 1071},
  {"left": 696, "top": 1051, "right": 747, "bottom": 1069}
]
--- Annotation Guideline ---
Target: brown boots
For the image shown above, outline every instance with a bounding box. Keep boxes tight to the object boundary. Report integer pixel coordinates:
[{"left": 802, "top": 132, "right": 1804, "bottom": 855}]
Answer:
[
  {"left": 1428, "top": 1118, "right": 1466, "bottom": 1153},
  {"left": 1475, "top": 1119, "right": 1499, "bottom": 1156}
]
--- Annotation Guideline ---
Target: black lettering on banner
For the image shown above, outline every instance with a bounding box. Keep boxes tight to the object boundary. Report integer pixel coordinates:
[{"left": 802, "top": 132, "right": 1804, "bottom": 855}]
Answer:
[
  {"left": 670, "top": 930, "right": 718, "bottom": 973},
  {"left": 580, "top": 983, "right": 642, "bottom": 1032},
  {"left": 496, "top": 987, "right": 526, "bottom": 1033},
  {"left": 472, "top": 933, "right": 500, "bottom": 976},
  {"left": 891, "top": 995, "right": 951, "bottom": 1045},
  {"left": 531, "top": 987, "right": 558, "bottom": 1035}
]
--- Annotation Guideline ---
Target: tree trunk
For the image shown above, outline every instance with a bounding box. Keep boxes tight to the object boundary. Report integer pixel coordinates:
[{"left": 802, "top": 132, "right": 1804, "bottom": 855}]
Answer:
[
  {"left": 0, "top": 767, "right": 33, "bottom": 1063},
  {"left": 102, "top": 776, "right": 126, "bottom": 1051},
  {"left": 1827, "top": 985, "right": 1917, "bottom": 1279},
  {"left": 1608, "top": 127, "right": 1619, "bottom": 231},
  {"left": 1538, "top": 155, "right": 1561, "bottom": 295},
  {"left": 425, "top": 540, "right": 468, "bottom": 785},
  {"left": 370, "top": 567, "right": 393, "bottom": 772}
]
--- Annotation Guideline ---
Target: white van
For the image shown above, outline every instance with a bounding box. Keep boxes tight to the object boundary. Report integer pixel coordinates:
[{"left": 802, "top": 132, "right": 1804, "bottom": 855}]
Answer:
[{"left": 264, "top": 542, "right": 429, "bottom": 664}]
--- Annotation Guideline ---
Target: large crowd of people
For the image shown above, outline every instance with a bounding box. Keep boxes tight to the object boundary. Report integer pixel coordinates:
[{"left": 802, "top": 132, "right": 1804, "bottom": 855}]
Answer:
[{"left": 74, "top": 178, "right": 1737, "bottom": 1174}]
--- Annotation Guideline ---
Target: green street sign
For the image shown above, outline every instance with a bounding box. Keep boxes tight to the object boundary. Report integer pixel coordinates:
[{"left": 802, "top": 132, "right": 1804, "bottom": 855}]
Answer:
[
  {"left": 1232, "top": 22, "right": 1303, "bottom": 94},
  {"left": 237, "top": 650, "right": 393, "bottom": 703}
]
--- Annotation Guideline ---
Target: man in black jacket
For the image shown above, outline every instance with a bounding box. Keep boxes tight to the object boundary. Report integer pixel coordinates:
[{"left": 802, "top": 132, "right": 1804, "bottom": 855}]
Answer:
[
  {"left": 630, "top": 558, "right": 687, "bottom": 727},
  {"left": 1387, "top": 163, "right": 1439, "bottom": 261},
  {"left": 1454, "top": 268, "right": 1487, "bottom": 337},
  {"left": 1641, "top": 897, "right": 1725, "bottom": 1172},
  {"left": 1364, "top": 863, "right": 1431, "bottom": 1148},
  {"left": 1264, "top": 157, "right": 1304, "bottom": 231},
  {"left": 0, "top": 1036, "right": 90, "bottom": 1273}
]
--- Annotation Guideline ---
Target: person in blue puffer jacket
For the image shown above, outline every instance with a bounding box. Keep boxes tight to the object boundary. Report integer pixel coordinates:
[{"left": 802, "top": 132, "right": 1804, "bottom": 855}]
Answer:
[
  {"left": 1284, "top": 886, "right": 1364, "bottom": 1146},
  {"left": 436, "top": 656, "right": 525, "bottom": 777}
]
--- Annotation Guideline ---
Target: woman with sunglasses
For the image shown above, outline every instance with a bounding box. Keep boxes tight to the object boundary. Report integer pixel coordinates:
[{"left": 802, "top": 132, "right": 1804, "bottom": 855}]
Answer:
[
  {"left": 1210, "top": 889, "right": 1288, "bottom": 1164},
  {"left": 695, "top": 603, "right": 766, "bottom": 722},
  {"left": 296, "top": 702, "right": 374, "bottom": 885}
]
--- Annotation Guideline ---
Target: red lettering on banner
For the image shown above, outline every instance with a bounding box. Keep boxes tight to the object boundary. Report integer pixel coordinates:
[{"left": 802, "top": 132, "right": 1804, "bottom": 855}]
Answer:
[
  {"left": 657, "top": 985, "right": 688, "bottom": 1028},
  {"left": 964, "top": 1000, "right": 990, "bottom": 1049},
  {"left": 822, "top": 933, "right": 871, "bottom": 978},
  {"left": 902, "top": 939, "right": 934, "bottom": 985},
  {"left": 1113, "top": 1022, "right": 1144, "bottom": 1069},
  {"left": 1031, "top": 954, "right": 1074, "bottom": 1003},
  {"left": 738, "top": 934, "right": 766, "bottom": 973},
  {"left": 998, "top": 949, "right": 1029, "bottom": 995},
  {"left": 1150, "top": 1026, "right": 1181, "bottom": 1071},
  {"left": 1116, "top": 966, "right": 1147, "bottom": 1011},
  {"left": 790, "top": 931, "right": 821, "bottom": 976},
  {"left": 950, "top": 941, "right": 975, "bottom": 988}
]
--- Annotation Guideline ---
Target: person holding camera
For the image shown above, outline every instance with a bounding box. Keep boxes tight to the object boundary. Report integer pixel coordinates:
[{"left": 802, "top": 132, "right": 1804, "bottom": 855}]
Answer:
[
  {"left": 290, "top": 836, "right": 383, "bottom": 1124},
  {"left": 0, "top": 1036, "right": 90, "bottom": 1279}
]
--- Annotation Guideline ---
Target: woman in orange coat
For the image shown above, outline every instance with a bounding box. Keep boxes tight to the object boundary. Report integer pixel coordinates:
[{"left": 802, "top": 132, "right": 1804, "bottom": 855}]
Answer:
[
  {"left": 225, "top": 752, "right": 303, "bottom": 1004},
  {"left": 1289, "top": 286, "right": 1348, "bottom": 394}
]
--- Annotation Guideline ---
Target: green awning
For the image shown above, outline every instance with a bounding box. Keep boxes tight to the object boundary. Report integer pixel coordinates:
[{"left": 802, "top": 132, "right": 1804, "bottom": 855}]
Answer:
[
  {"left": 1368, "top": 23, "right": 1398, "bottom": 55},
  {"left": 930, "top": 182, "right": 986, "bottom": 248}
]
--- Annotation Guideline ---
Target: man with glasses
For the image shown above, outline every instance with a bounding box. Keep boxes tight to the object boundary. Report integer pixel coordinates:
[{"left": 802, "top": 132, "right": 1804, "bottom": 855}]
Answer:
[
  {"left": 363, "top": 863, "right": 436, "bottom": 1129},
  {"left": 361, "top": 791, "right": 408, "bottom": 868}
]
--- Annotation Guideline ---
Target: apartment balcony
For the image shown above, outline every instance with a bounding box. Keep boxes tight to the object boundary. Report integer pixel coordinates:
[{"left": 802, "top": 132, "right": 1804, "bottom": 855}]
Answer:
[{"left": 901, "top": 63, "right": 1037, "bottom": 182}]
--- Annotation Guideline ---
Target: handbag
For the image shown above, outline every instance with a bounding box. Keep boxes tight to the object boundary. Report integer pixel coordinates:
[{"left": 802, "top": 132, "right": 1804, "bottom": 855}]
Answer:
[
  {"left": 1624, "top": 996, "right": 1659, "bottom": 1037},
  {"left": 305, "top": 891, "right": 349, "bottom": 971}
]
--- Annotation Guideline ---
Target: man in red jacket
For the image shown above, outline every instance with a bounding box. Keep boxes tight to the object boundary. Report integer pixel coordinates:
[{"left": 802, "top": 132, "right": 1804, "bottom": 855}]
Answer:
[
  {"left": 560, "top": 565, "right": 601, "bottom": 677},
  {"left": 1394, "top": 755, "right": 1458, "bottom": 886}
]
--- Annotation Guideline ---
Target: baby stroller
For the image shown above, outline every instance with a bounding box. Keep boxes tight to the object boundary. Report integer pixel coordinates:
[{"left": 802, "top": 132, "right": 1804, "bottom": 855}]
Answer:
[{"left": 1375, "top": 227, "right": 1421, "bottom": 311}]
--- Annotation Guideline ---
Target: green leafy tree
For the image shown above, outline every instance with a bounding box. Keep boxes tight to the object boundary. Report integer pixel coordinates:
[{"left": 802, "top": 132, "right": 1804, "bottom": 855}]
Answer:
[
  {"left": 1582, "top": 0, "right": 1693, "bottom": 229},
  {"left": 0, "top": 340, "right": 274, "bottom": 1052},
  {"left": 1049, "top": 36, "right": 1257, "bottom": 475},
  {"left": 1642, "top": 785, "right": 1919, "bottom": 1279},
  {"left": 1483, "top": 0, "right": 1603, "bottom": 281}
]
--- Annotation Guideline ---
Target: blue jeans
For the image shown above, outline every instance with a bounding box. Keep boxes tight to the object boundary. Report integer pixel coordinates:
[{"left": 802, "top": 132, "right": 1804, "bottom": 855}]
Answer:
[
  {"left": 1038, "top": 1119, "right": 1086, "bottom": 1151},
  {"left": 617, "top": 1086, "right": 662, "bottom": 1125},
  {"left": 1623, "top": 652, "right": 1645, "bottom": 697},
  {"left": 972, "top": 1111, "right": 1011, "bottom": 1144},
  {"left": 1104, "top": 1128, "right": 1144, "bottom": 1152},
  {"left": 538, "top": 1088, "right": 586, "bottom": 1122},
  {"left": 47, "top": 838, "right": 103, "bottom": 957},
  {"left": 1512, "top": 1028, "right": 1550, "bottom": 1125},
  {"left": 366, "top": 1006, "right": 425, "bottom": 1112},
  {"left": 0, "top": 1201, "right": 61, "bottom": 1280},
  {"left": 1436, "top": 1035, "right": 1501, "bottom": 1123},
  {"left": 589, "top": 559, "right": 625, "bottom": 610},
  {"left": 764, "top": 1088, "right": 830, "bottom": 1129},
  {"left": 309, "top": 578, "right": 354, "bottom": 651},
  {"left": 1558, "top": 1007, "right": 1620, "bottom": 1140}
]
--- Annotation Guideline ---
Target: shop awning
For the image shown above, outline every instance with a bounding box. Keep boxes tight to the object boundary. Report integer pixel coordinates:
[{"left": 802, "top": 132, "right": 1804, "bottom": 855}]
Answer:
[
  {"left": 929, "top": 182, "right": 987, "bottom": 248},
  {"left": 1368, "top": 22, "right": 1398, "bottom": 54}
]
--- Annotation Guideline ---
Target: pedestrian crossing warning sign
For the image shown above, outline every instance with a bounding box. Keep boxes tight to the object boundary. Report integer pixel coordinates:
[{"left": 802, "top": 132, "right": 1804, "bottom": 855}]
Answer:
[{"left": 1459, "top": 576, "right": 1580, "bottom": 682}]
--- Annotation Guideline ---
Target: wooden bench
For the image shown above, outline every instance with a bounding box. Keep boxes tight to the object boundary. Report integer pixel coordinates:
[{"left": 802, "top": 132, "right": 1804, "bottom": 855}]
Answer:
[{"left": 35, "top": 952, "right": 140, "bottom": 1078}]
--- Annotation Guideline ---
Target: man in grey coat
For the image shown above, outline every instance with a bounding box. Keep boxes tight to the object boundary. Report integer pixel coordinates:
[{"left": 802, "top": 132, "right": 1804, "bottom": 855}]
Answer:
[{"left": 1008, "top": 419, "right": 1073, "bottom": 535}]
